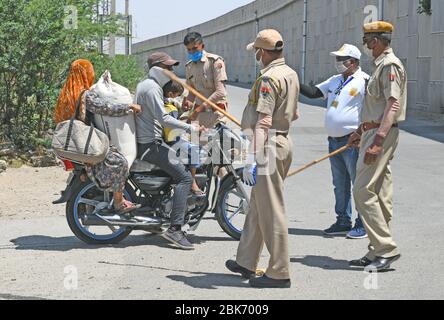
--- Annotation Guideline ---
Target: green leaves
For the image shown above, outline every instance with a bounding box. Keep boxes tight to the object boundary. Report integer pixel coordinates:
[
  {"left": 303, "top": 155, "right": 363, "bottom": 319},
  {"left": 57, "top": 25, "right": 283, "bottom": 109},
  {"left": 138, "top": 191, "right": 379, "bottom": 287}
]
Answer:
[
  {"left": 418, "top": 0, "right": 432, "bottom": 15},
  {"left": 0, "top": 0, "right": 141, "bottom": 149}
]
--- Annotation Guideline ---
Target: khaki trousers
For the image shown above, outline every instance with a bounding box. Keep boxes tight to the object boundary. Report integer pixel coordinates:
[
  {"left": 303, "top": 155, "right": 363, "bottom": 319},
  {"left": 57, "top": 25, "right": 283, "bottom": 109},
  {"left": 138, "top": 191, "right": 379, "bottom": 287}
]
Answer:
[
  {"left": 354, "top": 128, "right": 401, "bottom": 259},
  {"left": 236, "top": 135, "right": 293, "bottom": 280}
]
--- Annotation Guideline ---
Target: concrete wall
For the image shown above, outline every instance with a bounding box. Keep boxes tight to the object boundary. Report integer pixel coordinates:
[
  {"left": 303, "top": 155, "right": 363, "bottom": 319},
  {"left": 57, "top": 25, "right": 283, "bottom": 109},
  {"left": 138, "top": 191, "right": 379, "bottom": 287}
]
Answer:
[{"left": 132, "top": 0, "right": 444, "bottom": 117}]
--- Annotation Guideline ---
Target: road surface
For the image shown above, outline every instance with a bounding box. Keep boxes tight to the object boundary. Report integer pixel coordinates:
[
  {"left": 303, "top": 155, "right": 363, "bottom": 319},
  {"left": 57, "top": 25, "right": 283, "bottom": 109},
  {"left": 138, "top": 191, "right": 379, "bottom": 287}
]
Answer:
[{"left": 1, "top": 84, "right": 443, "bottom": 300}]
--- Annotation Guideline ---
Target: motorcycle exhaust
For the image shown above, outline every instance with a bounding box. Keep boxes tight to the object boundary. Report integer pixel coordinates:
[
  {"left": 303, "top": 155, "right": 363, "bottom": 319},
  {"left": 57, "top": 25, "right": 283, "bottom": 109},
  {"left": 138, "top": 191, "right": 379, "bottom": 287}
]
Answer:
[{"left": 83, "top": 214, "right": 163, "bottom": 228}]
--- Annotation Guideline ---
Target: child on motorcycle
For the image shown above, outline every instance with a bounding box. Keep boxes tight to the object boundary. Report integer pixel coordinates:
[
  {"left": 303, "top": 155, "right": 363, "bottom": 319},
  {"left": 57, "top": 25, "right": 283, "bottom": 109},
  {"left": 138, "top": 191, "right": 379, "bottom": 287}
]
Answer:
[{"left": 163, "top": 81, "right": 205, "bottom": 196}]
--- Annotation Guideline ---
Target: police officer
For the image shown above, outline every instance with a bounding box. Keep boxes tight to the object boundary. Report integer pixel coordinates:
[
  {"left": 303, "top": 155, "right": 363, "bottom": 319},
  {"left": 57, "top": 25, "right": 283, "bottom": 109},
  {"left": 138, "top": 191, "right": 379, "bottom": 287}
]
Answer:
[
  {"left": 182, "top": 32, "right": 228, "bottom": 129},
  {"left": 225, "top": 29, "right": 300, "bottom": 288},
  {"left": 349, "top": 21, "right": 407, "bottom": 271}
]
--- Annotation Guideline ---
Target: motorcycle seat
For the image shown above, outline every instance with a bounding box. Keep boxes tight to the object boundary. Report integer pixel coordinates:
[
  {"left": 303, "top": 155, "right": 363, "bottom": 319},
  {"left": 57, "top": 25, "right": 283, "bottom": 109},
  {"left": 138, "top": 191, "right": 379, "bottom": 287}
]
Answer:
[{"left": 130, "top": 159, "right": 162, "bottom": 173}]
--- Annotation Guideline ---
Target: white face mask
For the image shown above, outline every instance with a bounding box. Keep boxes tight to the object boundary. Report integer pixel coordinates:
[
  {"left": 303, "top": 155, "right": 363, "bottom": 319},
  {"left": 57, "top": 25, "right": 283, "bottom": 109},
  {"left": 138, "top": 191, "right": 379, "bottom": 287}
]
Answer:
[
  {"left": 363, "top": 46, "right": 374, "bottom": 58},
  {"left": 255, "top": 49, "right": 264, "bottom": 67},
  {"left": 165, "top": 97, "right": 181, "bottom": 108},
  {"left": 335, "top": 61, "right": 350, "bottom": 74},
  {"left": 363, "top": 38, "right": 376, "bottom": 58}
]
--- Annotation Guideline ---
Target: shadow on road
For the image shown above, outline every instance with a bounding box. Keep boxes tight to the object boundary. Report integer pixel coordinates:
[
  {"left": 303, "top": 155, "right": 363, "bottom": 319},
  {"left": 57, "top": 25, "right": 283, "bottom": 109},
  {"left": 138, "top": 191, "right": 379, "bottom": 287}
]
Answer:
[
  {"left": 291, "top": 255, "right": 362, "bottom": 272},
  {"left": 288, "top": 228, "right": 345, "bottom": 239},
  {"left": 8, "top": 233, "right": 235, "bottom": 252},
  {"left": 400, "top": 122, "right": 444, "bottom": 144},
  {"left": 0, "top": 293, "right": 48, "bottom": 300},
  {"left": 167, "top": 273, "right": 250, "bottom": 289},
  {"left": 95, "top": 260, "right": 250, "bottom": 289}
]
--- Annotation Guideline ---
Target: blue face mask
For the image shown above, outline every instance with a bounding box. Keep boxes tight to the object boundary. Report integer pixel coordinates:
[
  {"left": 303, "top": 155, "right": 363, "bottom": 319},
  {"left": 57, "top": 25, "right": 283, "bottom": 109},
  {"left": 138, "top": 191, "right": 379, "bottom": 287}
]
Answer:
[{"left": 188, "top": 51, "right": 203, "bottom": 62}]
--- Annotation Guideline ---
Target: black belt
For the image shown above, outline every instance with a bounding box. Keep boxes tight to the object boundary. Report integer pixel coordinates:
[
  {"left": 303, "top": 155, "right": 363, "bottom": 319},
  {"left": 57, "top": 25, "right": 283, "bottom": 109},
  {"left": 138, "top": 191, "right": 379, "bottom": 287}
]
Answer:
[{"left": 276, "top": 132, "right": 289, "bottom": 137}]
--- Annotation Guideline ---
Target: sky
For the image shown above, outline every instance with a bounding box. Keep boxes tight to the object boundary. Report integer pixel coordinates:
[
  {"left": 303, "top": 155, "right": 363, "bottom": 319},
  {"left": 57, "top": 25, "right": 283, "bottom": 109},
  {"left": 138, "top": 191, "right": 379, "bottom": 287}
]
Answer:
[
  {"left": 116, "top": 0, "right": 253, "bottom": 43},
  {"left": 113, "top": 0, "right": 254, "bottom": 51}
]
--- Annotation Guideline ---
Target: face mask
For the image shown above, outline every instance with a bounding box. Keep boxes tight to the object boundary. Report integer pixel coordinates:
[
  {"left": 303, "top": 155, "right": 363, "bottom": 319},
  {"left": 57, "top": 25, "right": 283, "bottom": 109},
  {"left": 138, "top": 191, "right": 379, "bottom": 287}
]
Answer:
[
  {"left": 335, "top": 61, "right": 350, "bottom": 74},
  {"left": 363, "top": 47, "right": 374, "bottom": 58},
  {"left": 149, "top": 66, "right": 172, "bottom": 88},
  {"left": 188, "top": 50, "right": 203, "bottom": 62},
  {"left": 255, "top": 49, "right": 264, "bottom": 67},
  {"left": 165, "top": 97, "right": 181, "bottom": 108},
  {"left": 363, "top": 38, "right": 376, "bottom": 58}
]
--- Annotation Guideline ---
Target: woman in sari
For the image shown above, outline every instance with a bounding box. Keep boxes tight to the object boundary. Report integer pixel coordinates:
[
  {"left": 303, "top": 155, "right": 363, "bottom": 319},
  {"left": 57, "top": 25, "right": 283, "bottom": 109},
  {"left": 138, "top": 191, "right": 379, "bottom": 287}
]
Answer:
[{"left": 55, "top": 59, "right": 141, "bottom": 214}]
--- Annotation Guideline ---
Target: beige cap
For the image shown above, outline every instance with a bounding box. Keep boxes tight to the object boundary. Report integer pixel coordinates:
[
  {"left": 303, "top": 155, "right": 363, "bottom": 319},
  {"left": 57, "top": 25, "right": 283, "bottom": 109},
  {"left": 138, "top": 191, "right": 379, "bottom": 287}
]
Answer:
[{"left": 246, "top": 29, "right": 285, "bottom": 51}]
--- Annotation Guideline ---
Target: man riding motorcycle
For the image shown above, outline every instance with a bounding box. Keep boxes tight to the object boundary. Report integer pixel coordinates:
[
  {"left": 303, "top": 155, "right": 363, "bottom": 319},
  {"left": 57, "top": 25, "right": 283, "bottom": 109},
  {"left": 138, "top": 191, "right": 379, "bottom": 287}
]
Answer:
[{"left": 135, "top": 52, "right": 206, "bottom": 251}]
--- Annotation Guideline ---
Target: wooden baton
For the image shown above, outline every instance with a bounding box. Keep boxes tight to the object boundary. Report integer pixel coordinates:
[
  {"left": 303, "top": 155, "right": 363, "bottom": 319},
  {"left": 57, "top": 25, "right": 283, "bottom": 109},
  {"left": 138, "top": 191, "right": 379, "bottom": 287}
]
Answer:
[
  {"left": 164, "top": 69, "right": 352, "bottom": 178},
  {"left": 163, "top": 69, "right": 242, "bottom": 127},
  {"left": 287, "top": 144, "right": 352, "bottom": 178}
]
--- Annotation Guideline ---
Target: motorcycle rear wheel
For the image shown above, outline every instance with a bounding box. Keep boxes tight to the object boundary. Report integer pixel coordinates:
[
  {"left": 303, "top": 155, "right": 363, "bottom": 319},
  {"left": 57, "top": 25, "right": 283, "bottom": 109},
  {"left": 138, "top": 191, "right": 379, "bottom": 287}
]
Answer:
[{"left": 66, "top": 180, "right": 133, "bottom": 245}]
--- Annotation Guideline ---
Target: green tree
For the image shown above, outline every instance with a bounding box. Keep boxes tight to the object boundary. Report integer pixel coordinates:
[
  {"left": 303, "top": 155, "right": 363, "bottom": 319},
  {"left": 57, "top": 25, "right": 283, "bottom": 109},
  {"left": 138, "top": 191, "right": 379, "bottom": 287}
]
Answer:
[{"left": 0, "top": 0, "right": 142, "bottom": 149}]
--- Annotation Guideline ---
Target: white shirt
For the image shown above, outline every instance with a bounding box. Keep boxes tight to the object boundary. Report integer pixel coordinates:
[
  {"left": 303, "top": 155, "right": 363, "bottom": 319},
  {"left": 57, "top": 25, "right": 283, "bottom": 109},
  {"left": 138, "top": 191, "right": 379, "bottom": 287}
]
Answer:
[{"left": 316, "top": 68, "right": 370, "bottom": 138}]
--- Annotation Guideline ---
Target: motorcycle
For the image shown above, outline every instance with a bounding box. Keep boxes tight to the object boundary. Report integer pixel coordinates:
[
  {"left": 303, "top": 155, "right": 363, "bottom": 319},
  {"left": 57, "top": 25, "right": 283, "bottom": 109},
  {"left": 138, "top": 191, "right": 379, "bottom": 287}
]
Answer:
[{"left": 53, "top": 123, "right": 251, "bottom": 245}]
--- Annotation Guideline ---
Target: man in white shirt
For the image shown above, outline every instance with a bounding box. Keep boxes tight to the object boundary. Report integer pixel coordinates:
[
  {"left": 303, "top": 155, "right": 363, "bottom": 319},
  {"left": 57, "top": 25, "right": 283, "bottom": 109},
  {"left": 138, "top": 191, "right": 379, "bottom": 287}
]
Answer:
[{"left": 300, "top": 44, "right": 369, "bottom": 239}]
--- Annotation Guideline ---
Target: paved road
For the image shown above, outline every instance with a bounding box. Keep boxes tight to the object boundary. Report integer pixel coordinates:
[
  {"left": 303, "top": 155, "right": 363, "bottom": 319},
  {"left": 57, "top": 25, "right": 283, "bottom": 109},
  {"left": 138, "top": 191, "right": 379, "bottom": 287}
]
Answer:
[{"left": 1, "top": 84, "right": 444, "bottom": 300}]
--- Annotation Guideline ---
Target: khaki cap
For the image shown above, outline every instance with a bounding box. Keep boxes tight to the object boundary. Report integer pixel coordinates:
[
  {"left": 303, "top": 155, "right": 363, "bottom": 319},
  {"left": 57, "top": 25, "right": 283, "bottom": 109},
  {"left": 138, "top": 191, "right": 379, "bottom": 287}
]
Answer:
[
  {"left": 246, "top": 29, "right": 285, "bottom": 51},
  {"left": 363, "top": 21, "right": 394, "bottom": 34}
]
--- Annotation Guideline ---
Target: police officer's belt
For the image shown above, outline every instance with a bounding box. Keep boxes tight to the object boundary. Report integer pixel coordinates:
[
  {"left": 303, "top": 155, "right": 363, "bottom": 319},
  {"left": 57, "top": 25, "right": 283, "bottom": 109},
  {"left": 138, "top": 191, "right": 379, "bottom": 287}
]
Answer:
[{"left": 361, "top": 122, "right": 399, "bottom": 132}]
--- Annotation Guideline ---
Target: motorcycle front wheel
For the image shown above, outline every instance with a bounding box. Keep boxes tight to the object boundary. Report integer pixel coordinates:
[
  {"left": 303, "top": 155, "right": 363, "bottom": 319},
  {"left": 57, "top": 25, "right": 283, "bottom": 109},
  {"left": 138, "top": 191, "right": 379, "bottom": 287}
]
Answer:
[{"left": 215, "top": 173, "right": 250, "bottom": 241}]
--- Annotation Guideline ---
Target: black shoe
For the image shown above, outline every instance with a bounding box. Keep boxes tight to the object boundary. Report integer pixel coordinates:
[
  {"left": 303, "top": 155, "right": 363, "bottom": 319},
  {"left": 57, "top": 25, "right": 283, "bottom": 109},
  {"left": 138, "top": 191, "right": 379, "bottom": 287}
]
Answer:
[
  {"left": 225, "top": 260, "right": 255, "bottom": 279},
  {"left": 368, "top": 255, "right": 401, "bottom": 271},
  {"left": 161, "top": 229, "right": 195, "bottom": 250},
  {"left": 249, "top": 275, "right": 291, "bottom": 289},
  {"left": 349, "top": 257, "right": 373, "bottom": 267},
  {"left": 324, "top": 222, "right": 352, "bottom": 235}
]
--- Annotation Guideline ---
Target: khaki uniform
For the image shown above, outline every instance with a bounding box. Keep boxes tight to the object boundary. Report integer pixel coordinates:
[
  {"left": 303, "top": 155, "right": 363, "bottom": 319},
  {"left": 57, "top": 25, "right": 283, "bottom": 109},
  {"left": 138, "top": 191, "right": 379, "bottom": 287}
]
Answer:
[
  {"left": 237, "top": 58, "right": 300, "bottom": 280},
  {"left": 354, "top": 48, "right": 407, "bottom": 259},
  {"left": 185, "top": 51, "right": 228, "bottom": 128}
]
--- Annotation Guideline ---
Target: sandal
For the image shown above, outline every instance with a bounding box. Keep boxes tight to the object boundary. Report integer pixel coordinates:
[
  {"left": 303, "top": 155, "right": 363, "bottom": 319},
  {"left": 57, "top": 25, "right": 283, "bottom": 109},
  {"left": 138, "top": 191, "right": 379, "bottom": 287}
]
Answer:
[
  {"left": 191, "top": 189, "right": 205, "bottom": 197},
  {"left": 115, "top": 200, "right": 141, "bottom": 214}
]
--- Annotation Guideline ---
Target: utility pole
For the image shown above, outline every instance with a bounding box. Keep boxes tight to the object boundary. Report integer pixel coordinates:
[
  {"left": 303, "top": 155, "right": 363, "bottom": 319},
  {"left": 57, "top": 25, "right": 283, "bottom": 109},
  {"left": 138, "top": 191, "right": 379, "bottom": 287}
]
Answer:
[
  {"left": 378, "top": 0, "right": 384, "bottom": 20},
  {"left": 301, "top": 0, "right": 308, "bottom": 84},
  {"left": 125, "top": 0, "right": 130, "bottom": 56},
  {"left": 109, "top": 0, "right": 116, "bottom": 58},
  {"left": 97, "top": 1, "right": 102, "bottom": 54},
  {"left": 254, "top": 11, "right": 259, "bottom": 78}
]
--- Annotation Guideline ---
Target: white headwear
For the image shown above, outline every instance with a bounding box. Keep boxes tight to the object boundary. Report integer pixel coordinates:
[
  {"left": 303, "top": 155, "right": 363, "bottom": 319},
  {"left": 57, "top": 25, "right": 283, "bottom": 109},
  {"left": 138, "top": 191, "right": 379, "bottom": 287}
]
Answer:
[{"left": 330, "top": 44, "right": 362, "bottom": 60}]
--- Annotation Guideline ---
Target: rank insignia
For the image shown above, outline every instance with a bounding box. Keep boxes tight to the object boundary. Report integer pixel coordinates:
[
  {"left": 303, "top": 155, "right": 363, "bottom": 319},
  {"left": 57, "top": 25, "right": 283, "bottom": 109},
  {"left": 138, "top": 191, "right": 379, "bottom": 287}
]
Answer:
[
  {"left": 331, "top": 100, "right": 339, "bottom": 108},
  {"left": 389, "top": 73, "right": 396, "bottom": 82}
]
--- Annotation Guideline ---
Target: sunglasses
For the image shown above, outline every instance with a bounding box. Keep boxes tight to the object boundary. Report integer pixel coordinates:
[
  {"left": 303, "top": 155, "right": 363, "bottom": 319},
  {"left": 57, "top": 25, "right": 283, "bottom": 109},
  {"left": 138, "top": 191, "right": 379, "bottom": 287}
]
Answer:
[
  {"left": 362, "top": 36, "right": 376, "bottom": 45},
  {"left": 336, "top": 56, "right": 352, "bottom": 62}
]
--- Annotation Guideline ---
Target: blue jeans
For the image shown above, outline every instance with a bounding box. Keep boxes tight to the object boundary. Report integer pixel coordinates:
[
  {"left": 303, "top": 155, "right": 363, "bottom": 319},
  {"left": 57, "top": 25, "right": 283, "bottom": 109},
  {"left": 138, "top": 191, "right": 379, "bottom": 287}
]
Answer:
[{"left": 328, "top": 136, "right": 363, "bottom": 228}]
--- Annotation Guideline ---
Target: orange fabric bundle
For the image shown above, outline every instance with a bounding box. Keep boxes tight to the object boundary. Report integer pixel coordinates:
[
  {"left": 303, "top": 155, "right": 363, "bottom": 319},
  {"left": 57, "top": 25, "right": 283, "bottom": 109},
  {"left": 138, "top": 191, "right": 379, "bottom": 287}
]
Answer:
[{"left": 54, "top": 59, "right": 95, "bottom": 124}]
